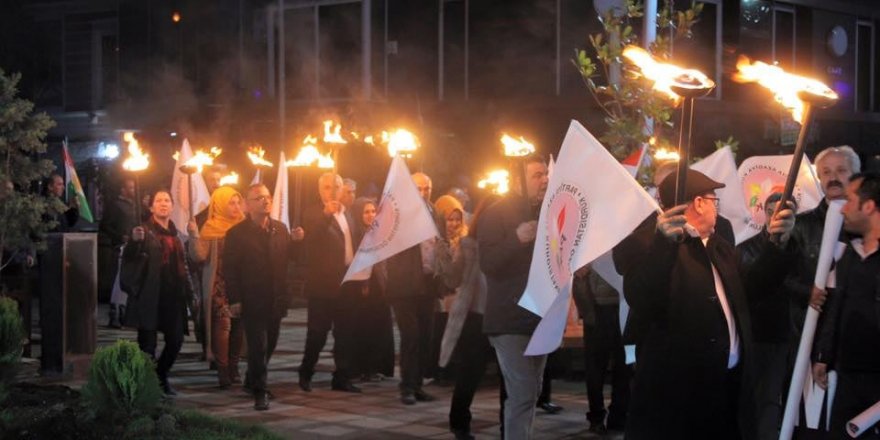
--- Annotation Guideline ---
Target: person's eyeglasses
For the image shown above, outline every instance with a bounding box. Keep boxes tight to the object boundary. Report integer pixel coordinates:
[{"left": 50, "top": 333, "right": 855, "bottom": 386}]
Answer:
[
  {"left": 700, "top": 196, "right": 720, "bottom": 208},
  {"left": 249, "top": 195, "right": 270, "bottom": 202}
]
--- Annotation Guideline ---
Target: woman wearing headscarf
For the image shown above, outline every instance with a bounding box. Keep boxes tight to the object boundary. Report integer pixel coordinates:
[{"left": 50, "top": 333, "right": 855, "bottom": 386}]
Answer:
[
  {"left": 187, "top": 186, "right": 246, "bottom": 388},
  {"left": 347, "top": 197, "right": 395, "bottom": 381},
  {"left": 433, "top": 194, "right": 491, "bottom": 440}
]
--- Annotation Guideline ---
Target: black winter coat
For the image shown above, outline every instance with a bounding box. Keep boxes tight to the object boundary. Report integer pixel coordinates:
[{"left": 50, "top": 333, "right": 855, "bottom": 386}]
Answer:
[
  {"left": 302, "top": 204, "right": 354, "bottom": 298},
  {"left": 223, "top": 218, "right": 299, "bottom": 319},
  {"left": 477, "top": 194, "right": 542, "bottom": 336},
  {"left": 120, "top": 219, "right": 193, "bottom": 334},
  {"left": 623, "top": 231, "right": 794, "bottom": 440}
]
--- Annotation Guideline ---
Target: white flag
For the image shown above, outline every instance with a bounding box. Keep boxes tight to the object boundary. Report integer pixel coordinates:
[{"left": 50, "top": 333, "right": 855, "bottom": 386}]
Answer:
[
  {"left": 251, "top": 168, "right": 262, "bottom": 185},
  {"left": 692, "top": 146, "right": 754, "bottom": 244},
  {"left": 342, "top": 156, "right": 440, "bottom": 282},
  {"left": 170, "top": 139, "right": 211, "bottom": 236},
  {"left": 271, "top": 152, "right": 289, "bottom": 229},
  {"left": 738, "top": 154, "right": 823, "bottom": 239},
  {"left": 520, "top": 121, "right": 658, "bottom": 354}
]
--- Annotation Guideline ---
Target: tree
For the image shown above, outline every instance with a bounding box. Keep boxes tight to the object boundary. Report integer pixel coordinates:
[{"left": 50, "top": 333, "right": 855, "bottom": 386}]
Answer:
[
  {"left": 0, "top": 69, "right": 63, "bottom": 286},
  {"left": 574, "top": 0, "right": 704, "bottom": 183}
]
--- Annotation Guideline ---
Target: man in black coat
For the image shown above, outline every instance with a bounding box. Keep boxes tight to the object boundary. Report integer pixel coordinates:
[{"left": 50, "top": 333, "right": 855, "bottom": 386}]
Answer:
[
  {"left": 385, "top": 172, "right": 442, "bottom": 405},
  {"left": 297, "top": 173, "right": 360, "bottom": 393},
  {"left": 477, "top": 155, "right": 549, "bottom": 440},
  {"left": 812, "top": 172, "right": 880, "bottom": 440},
  {"left": 223, "top": 183, "right": 304, "bottom": 410},
  {"left": 623, "top": 169, "right": 797, "bottom": 440}
]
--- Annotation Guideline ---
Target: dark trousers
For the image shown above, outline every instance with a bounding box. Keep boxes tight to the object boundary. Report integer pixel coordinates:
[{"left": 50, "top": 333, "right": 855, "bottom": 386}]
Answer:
[
  {"left": 583, "top": 303, "right": 632, "bottom": 427},
  {"left": 449, "top": 313, "right": 493, "bottom": 433},
  {"left": 390, "top": 295, "right": 437, "bottom": 393},
  {"left": 242, "top": 312, "right": 281, "bottom": 393},
  {"left": 299, "top": 295, "right": 355, "bottom": 382},
  {"left": 137, "top": 329, "right": 183, "bottom": 380},
  {"left": 751, "top": 341, "right": 792, "bottom": 440},
  {"left": 829, "top": 371, "right": 880, "bottom": 440},
  {"left": 355, "top": 287, "right": 395, "bottom": 378}
]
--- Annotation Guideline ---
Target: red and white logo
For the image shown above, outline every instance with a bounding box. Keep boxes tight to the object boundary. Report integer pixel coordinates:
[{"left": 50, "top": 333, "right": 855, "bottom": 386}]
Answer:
[
  {"left": 544, "top": 182, "right": 590, "bottom": 292},
  {"left": 360, "top": 192, "right": 401, "bottom": 253},
  {"left": 740, "top": 164, "right": 803, "bottom": 233}
]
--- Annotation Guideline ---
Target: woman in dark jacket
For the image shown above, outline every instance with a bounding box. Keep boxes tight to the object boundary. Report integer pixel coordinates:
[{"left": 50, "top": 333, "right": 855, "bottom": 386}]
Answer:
[
  {"left": 347, "top": 197, "right": 395, "bottom": 380},
  {"left": 121, "top": 190, "right": 193, "bottom": 396}
]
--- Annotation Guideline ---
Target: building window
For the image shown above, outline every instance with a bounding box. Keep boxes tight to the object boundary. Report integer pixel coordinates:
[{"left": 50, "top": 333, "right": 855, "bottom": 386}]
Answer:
[{"left": 855, "top": 20, "right": 875, "bottom": 112}]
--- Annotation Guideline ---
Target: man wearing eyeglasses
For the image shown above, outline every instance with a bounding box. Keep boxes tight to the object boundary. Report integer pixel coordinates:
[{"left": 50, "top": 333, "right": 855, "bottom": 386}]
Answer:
[
  {"left": 223, "top": 183, "right": 305, "bottom": 411},
  {"left": 623, "top": 169, "right": 798, "bottom": 440}
]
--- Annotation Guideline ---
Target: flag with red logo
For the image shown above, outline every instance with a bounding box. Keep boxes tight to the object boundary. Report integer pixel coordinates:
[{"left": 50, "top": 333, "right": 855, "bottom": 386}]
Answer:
[{"left": 519, "top": 121, "right": 659, "bottom": 355}]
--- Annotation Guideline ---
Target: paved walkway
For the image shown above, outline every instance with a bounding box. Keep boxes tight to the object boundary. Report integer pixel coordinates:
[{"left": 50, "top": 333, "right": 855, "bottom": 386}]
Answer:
[{"left": 25, "top": 305, "right": 623, "bottom": 440}]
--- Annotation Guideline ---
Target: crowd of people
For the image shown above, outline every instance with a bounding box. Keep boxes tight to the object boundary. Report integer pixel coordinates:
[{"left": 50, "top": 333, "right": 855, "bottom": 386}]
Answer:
[{"left": 94, "top": 144, "right": 880, "bottom": 440}]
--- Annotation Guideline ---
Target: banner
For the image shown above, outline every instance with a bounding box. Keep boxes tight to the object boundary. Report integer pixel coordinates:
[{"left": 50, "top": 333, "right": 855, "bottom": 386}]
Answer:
[
  {"left": 342, "top": 156, "right": 439, "bottom": 282},
  {"left": 738, "top": 154, "right": 823, "bottom": 239},
  {"left": 521, "top": 121, "right": 658, "bottom": 355}
]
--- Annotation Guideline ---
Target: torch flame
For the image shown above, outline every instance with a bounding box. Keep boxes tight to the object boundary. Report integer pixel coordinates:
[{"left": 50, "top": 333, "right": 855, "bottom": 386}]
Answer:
[
  {"left": 478, "top": 169, "right": 510, "bottom": 195},
  {"left": 219, "top": 172, "right": 239, "bottom": 186},
  {"left": 172, "top": 151, "right": 180, "bottom": 161},
  {"left": 287, "top": 145, "right": 335, "bottom": 169},
  {"left": 364, "top": 135, "right": 375, "bottom": 145},
  {"left": 501, "top": 134, "right": 536, "bottom": 157},
  {"left": 654, "top": 148, "right": 681, "bottom": 162},
  {"left": 386, "top": 129, "right": 419, "bottom": 158},
  {"left": 182, "top": 147, "right": 222, "bottom": 173},
  {"left": 247, "top": 146, "right": 274, "bottom": 167},
  {"left": 122, "top": 132, "right": 150, "bottom": 172},
  {"left": 622, "top": 46, "right": 715, "bottom": 103},
  {"left": 323, "top": 120, "right": 347, "bottom": 144},
  {"left": 733, "top": 56, "right": 839, "bottom": 123}
]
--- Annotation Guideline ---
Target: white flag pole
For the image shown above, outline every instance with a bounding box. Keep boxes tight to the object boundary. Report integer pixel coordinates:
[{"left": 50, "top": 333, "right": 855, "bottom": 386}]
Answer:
[{"left": 779, "top": 200, "right": 845, "bottom": 440}]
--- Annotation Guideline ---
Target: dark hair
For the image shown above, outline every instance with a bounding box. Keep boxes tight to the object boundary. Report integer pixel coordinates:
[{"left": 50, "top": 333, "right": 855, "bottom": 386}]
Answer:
[
  {"left": 246, "top": 183, "right": 269, "bottom": 198},
  {"left": 148, "top": 189, "right": 173, "bottom": 205},
  {"left": 764, "top": 192, "right": 798, "bottom": 211},
  {"left": 851, "top": 172, "right": 880, "bottom": 207}
]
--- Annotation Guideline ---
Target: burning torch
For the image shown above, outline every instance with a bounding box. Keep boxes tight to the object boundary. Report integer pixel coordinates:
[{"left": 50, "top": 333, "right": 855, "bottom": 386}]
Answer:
[
  {"left": 622, "top": 46, "right": 715, "bottom": 206},
  {"left": 734, "top": 56, "right": 839, "bottom": 229},
  {"left": 288, "top": 136, "right": 335, "bottom": 226},
  {"left": 179, "top": 147, "right": 221, "bottom": 220},
  {"left": 247, "top": 145, "right": 274, "bottom": 184},
  {"left": 501, "top": 134, "right": 536, "bottom": 201},
  {"left": 121, "top": 132, "right": 149, "bottom": 222}
]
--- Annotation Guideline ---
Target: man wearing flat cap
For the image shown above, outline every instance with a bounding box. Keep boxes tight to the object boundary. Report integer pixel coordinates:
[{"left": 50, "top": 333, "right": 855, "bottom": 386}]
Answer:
[{"left": 623, "top": 169, "right": 798, "bottom": 440}]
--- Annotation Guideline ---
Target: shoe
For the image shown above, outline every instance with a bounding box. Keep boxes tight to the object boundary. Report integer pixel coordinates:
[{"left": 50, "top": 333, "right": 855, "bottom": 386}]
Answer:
[
  {"left": 537, "top": 401, "right": 563, "bottom": 414},
  {"left": 451, "top": 428, "right": 475, "bottom": 440},
  {"left": 414, "top": 389, "right": 435, "bottom": 402},
  {"left": 254, "top": 392, "right": 269, "bottom": 411},
  {"left": 331, "top": 381, "right": 362, "bottom": 393},
  {"left": 107, "top": 305, "right": 121, "bottom": 328},
  {"left": 400, "top": 392, "right": 417, "bottom": 405},
  {"left": 160, "top": 378, "right": 178, "bottom": 396},
  {"left": 589, "top": 422, "right": 607, "bottom": 434},
  {"left": 298, "top": 375, "right": 312, "bottom": 392}
]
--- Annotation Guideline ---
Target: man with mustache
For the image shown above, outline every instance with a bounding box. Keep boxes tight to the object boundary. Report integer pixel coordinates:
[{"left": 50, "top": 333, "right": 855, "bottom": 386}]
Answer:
[{"left": 749, "top": 145, "right": 861, "bottom": 439}]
